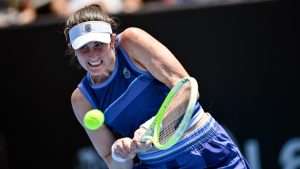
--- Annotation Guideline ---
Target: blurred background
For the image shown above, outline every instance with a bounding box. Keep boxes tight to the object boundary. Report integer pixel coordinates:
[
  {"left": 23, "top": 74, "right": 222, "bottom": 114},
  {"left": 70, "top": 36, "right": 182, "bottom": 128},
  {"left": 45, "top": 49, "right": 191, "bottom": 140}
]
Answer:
[{"left": 0, "top": 0, "right": 299, "bottom": 169}]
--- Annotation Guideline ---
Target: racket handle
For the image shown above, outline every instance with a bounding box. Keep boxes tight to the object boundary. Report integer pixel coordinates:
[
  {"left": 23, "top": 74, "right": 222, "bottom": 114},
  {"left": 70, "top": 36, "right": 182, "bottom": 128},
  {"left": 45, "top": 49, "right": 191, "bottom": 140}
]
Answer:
[{"left": 111, "top": 142, "right": 127, "bottom": 162}]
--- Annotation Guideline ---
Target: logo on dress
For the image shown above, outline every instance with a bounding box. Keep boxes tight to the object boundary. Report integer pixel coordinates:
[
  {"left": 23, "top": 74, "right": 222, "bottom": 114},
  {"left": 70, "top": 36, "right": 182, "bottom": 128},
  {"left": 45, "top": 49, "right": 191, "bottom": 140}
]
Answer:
[
  {"left": 123, "top": 68, "right": 130, "bottom": 79},
  {"left": 85, "top": 24, "right": 92, "bottom": 32}
]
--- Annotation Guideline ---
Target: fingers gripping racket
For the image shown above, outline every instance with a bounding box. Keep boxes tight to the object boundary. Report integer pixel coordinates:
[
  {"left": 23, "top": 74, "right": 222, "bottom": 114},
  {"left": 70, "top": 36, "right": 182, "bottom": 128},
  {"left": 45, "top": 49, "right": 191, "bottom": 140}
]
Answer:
[{"left": 112, "top": 77, "right": 198, "bottom": 162}]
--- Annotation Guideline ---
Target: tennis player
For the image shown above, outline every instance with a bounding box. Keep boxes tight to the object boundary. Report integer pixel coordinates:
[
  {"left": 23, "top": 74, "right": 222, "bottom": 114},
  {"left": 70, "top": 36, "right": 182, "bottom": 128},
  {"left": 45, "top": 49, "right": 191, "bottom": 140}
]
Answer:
[{"left": 64, "top": 4, "right": 250, "bottom": 169}]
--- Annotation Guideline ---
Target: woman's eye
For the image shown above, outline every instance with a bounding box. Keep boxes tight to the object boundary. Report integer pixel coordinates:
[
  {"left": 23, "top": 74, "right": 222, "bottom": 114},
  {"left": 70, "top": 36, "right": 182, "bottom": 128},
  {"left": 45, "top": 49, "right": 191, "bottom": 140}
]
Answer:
[
  {"left": 95, "top": 42, "right": 104, "bottom": 47},
  {"left": 79, "top": 45, "right": 89, "bottom": 52}
]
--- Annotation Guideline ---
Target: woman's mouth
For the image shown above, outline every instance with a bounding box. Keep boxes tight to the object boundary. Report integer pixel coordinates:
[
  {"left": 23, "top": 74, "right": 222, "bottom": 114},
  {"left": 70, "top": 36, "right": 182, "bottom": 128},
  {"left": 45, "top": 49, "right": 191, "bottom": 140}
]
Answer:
[{"left": 88, "top": 60, "right": 102, "bottom": 67}]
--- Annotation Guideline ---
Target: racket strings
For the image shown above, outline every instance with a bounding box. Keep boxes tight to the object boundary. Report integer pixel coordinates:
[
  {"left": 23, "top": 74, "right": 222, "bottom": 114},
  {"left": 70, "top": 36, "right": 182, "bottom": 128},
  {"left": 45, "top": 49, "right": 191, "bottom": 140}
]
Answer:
[{"left": 159, "top": 83, "right": 191, "bottom": 144}]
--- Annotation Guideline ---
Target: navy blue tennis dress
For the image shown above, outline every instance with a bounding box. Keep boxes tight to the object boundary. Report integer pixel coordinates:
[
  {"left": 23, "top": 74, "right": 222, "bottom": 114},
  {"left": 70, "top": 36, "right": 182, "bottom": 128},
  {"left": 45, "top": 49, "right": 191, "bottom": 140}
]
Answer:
[{"left": 78, "top": 34, "right": 251, "bottom": 169}]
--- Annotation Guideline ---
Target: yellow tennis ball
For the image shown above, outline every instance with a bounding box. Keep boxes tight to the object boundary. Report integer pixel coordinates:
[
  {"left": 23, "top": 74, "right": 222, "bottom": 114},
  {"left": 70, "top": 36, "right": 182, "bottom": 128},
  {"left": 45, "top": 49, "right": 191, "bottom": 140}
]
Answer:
[{"left": 83, "top": 109, "right": 104, "bottom": 131}]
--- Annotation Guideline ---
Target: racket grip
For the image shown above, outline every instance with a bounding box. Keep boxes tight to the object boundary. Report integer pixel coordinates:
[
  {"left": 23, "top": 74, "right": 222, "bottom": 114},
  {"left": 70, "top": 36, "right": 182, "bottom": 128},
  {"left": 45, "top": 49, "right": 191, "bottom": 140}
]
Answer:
[{"left": 111, "top": 142, "right": 127, "bottom": 162}]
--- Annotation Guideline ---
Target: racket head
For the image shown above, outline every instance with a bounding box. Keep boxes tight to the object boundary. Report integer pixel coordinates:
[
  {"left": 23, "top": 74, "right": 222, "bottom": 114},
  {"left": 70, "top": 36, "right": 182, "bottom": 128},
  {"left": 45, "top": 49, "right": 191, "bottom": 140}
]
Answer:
[{"left": 140, "top": 77, "right": 198, "bottom": 150}]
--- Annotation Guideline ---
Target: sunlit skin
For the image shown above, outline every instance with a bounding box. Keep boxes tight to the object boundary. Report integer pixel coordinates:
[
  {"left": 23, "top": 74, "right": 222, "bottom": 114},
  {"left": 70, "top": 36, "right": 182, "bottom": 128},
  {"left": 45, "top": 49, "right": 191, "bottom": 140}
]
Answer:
[{"left": 74, "top": 41, "right": 116, "bottom": 84}]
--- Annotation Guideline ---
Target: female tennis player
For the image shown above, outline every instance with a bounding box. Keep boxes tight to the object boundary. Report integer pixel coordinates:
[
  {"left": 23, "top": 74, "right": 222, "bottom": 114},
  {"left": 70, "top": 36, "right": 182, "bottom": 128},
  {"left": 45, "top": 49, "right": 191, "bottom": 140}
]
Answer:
[{"left": 64, "top": 4, "right": 250, "bottom": 169}]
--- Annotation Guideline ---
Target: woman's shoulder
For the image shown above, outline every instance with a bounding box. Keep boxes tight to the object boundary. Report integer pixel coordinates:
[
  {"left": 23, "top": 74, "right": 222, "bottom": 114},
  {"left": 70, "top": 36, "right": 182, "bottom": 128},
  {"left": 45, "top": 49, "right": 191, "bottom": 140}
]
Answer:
[
  {"left": 71, "top": 88, "right": 91, "bottom": 116},
  {"left": 119, "top": 27, "right": 148, "bottom": 45},
  {"left": 122, "top": 27, "right": 145, "bottom": 36},
  {"left": 71, "top": 88, "right": 84, "bottom": 104}
]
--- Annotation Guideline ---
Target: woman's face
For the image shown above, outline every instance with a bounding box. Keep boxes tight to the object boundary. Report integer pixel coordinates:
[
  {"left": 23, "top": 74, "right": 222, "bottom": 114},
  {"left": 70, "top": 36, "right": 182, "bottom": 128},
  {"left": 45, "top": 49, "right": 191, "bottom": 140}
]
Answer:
[{"left": 75, "top": 41, "right": 115, "bottom": 77}]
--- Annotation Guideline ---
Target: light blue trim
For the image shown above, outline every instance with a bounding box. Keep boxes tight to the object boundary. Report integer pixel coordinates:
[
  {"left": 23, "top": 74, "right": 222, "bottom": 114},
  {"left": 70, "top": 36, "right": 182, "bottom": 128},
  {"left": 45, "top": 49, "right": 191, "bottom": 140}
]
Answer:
[{"left": 186, "top": 107, "right": 204, "bottom": 131}]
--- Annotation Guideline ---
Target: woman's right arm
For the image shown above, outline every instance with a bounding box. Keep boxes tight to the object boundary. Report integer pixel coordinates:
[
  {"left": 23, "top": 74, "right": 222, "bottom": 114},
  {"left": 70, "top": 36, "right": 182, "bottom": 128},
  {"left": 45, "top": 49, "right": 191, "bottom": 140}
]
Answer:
[{"left": 71, "top": 88, "right": 133, "bottom": 169}]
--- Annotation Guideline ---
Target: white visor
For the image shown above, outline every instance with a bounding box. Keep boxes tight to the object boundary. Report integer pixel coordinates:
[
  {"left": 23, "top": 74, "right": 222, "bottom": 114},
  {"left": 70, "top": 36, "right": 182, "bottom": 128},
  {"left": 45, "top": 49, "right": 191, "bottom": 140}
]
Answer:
[{"left": 69, "top": 21, "right": 112, "bottom": 50}]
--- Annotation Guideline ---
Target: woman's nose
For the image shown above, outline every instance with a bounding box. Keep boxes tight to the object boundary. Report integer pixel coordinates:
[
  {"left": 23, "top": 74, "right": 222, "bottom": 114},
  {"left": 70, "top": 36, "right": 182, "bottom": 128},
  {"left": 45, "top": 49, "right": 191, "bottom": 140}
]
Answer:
[{"left": 89, "top": 51, "right": 98, "bottom": 58}]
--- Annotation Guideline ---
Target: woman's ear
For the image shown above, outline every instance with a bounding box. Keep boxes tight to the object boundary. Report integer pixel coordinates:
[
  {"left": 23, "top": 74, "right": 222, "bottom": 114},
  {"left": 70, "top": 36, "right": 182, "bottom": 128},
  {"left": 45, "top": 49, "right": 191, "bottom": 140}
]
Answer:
[
  {"left": 68, "top": 43, "right": 72, "bottom": 49},
  {"left": 111, "top": 33, "right": 117, "bottom": 47}
]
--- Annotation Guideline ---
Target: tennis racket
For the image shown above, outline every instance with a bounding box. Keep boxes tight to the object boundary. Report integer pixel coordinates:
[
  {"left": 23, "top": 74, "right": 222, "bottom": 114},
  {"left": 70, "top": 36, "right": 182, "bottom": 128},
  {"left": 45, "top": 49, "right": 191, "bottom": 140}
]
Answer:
[
  {"left": 139, "top": 76, "right": 198, "bottom": 149},
  {"left": 112, "top": 76, "right": 198, "bottom": 162}
]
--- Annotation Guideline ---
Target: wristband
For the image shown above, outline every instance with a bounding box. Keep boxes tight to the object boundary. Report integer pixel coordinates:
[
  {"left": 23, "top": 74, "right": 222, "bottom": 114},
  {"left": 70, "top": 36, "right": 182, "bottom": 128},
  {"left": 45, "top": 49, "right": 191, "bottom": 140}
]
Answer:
[{"left": 111, "top": 142, "right": 127, "bottom": 162}]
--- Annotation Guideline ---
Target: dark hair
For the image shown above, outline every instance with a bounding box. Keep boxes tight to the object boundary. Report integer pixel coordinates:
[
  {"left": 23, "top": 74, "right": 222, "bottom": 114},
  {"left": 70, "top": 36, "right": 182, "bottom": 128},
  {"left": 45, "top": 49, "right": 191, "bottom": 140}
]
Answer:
[{"left": 63, "top": 4, "right": 119, "bottom": 68}]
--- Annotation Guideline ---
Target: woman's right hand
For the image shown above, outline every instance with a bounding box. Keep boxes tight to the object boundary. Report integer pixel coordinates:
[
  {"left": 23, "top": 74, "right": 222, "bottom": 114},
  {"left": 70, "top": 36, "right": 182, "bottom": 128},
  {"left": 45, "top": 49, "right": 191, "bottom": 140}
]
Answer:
[
  {"left": 112, "top": 137, "right": 137, "bottom": 161},
  {"left": 111, "top": 127, "right": 152, "bottom": 162}
]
